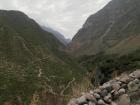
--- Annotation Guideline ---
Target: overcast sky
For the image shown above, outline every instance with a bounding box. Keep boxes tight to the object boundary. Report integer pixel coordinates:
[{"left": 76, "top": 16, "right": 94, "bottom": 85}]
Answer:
[{"left": 0, "top": 0, "right": 111, "bottom": 39}]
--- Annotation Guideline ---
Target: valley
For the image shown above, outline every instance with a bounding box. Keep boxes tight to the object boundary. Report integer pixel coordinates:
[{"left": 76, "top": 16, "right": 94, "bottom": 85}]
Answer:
[{"left": 0, "top": 0, "right": 140, "bottom": 105}]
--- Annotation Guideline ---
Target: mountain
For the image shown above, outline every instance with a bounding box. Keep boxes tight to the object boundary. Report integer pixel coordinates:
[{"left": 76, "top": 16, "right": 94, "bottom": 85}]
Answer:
[
  {"left": 69, "top": 0, "right": 140, "bottom": 56},
  {"left": 0, "top": 10, "right": 84, "bottom": 105},
  {"left": 42, "top": 26, "right": 71, "bottom": 45}
]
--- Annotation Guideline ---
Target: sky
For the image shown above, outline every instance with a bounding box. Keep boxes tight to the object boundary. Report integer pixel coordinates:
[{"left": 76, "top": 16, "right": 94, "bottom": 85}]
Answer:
[{"left": 0, "top": 0, "right": 111, "bottom": 39}]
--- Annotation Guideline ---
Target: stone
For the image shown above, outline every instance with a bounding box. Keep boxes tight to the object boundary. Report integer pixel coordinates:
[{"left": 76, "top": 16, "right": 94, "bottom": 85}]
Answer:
[
  {"left": 88, "top": 101, "right": 96, "bottom": 105},
  {"left": 82, "top": 92, "right": 86, "bottom": 95},
  {"left": 128, "top": 81, "right": 140, "bottom": 92},
  {"left": 117, "top": 94, "right": 130, "bottom": 105},
  {"left": 85, "top": 93, "right": 97, "bottom": 102},
  {"left": 103, "top": 94, "right": 112, "bottom": 103},
  {"left": 117, "top": 81, "right": 122, "bottom": 85},
  {"left": 67, "top": 98, "right": 78, "bottom": 105},
  {"left": 111, "top": 90, "right": 115, "bottom": 94},
  {"left": 98, "top": 99, "right": 106, "bottom": 105},
  {"left": 100, "top": 89, "right": 108, "bottom": 98},
  {"left": 120, "top": 84, "right": 127, "bottom": 89},
  {"left": 102, "top": 82, "right": 112, "bottom": 91},
  {"left": 129, "top": 70, "right": 140, "bottom": 78},
  {"left": 116, "top": 74, "right": 131, "bottom": 83},
  {"left": 94, "top": 88, "right": 101, "bottom": 93},
  {"left": 90, "top": 90, "right": 94, "bottom": 95},
  {"left": 111, "top": 102, "right": 118, "bottom": 105},
  {"left": 77, "top": 96, "right": 87, "bottom": 105},
  {"left": 133, "top": 79, "right": 140, "bottom": 84},
  {"left": 113, "top": 91, "right": 119, "bottom": 99},
  {"left": 118, "top": 88, "right": 125, "bottom": 95},
  {"left": 93, "top": 93, "right": 100, "bottom": 99},
  {"left": 112, "top": 83, "right": 120, "bottom": 91}
]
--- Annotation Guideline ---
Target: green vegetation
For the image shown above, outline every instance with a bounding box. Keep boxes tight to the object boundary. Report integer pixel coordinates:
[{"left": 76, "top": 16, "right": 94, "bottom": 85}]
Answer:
[
  {"left": 0, "top": 10, "right": 85, "bottom": 104},
  {"left": 78, "top": 49, "right": 140, "bottom": 84}
]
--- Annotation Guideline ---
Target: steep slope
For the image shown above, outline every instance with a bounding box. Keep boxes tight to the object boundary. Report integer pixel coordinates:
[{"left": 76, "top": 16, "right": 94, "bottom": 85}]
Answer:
[
  {"left": 69, "top": 0, "right": 140, "bottom": 56},
  {"left": 42, "top": 26, "right": 71, "bottom": 45},
  {"left": 0, "top": 10, "right": 84, "bottom": 105}
]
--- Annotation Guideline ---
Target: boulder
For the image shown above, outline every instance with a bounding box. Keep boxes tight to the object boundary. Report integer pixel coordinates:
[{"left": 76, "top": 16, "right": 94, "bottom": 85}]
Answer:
[
  {"left": 85, "top": 93, "right": 97, "bottom": 102},
  {"left": 94, "top": 88, "right": 102, "bottom": 93},
  {"left": 133, "top": 79, "right": 140, "bottom": 84},
  {"left": 89, "top": 90, "right": 94, "bottom": 95},
  {"left": 102, "top": 82, "right": 112, "bottom": 91},
  {"left": 112, "top": 91, "right": 119, "bottom": 99},
  {"left": 88, "top": 101, "right": 96, "bottom": 105},
  {"left": 128, "top": 81, "right": 140, "bottom": 92},
  {"left": 112, "top": 83, "right": 120, "bottom": 91},
  {"left": 115, "top": 74, "right": 131, "bottom": 83},
  {"left": 77, "top": 96, "right": 87, "bottom": 105},
  {"left": 67, "top": 98, "right": 78, "bottom": 105},
  {"left": 111, "top": 102, "right": 118, "bottom": 105},
  {"left": 93, "top": 93, "right": 100, "bottom": 99},
  {"left": 103, "top": 94, "right": 112, "bottom": 103},
  {"left": 100, "top": 89, "right": 108, "bottom": 98},
  {"left": 98, "top": 99, "right": 106, "bottom": 105},
  {"left": 117, "top": 94, "right": 130, "bottom": 105},
  {"left": 118, "top": 88, "right": 125, "bottom": 95},
  {"left": 77, "top": 93, "right": 97, "bottom": 104},
  {"left": 129, "top": 70, "right": 140, "bottom": 78}
]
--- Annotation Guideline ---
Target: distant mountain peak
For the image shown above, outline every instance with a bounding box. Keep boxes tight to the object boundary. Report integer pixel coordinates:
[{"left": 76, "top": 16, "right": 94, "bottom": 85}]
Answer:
[{"left": 41, "top": 26, "right": 71, "bottom": 45}]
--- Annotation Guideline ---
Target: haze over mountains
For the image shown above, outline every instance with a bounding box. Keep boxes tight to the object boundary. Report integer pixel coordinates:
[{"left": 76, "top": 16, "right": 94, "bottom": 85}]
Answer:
[
  {"left": 42, "top": 26, "right": 71, "bottom": 45},
  {"left": 0, "top": 0, "right": 140, "bottom": 105}
]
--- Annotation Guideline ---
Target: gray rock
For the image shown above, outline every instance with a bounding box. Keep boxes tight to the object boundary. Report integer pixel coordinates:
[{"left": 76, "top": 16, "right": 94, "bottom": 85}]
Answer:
[
  {"left": 118, "top": 88, "right": 125, "bottom": 95},
  {"left": 102, "top": 82, "right": 112, "bottom": 91},
  {"left": 84, "top": 93, "right": 97, "bottom": 102},
  {"left": 67, "top": 98, "right": 78, "bottom": 105},
  {"left": 89, "top": 90, "right": 94, "bottom": 95},
  {"left": 103, "top": 94, "right": 112, "bottom": 103},
  {"left": 116, "top": 74, "right": 131, "bottom": 83},
  {"left": 133, "top": 79, "right": 140, "bottom": 84},
  {"left": 111, "top": 102, "right": 118, "bottom": 105},
  {"left": 100, "top": 89, "right": 108, "bottom": 98},
  {"left": 117, "top": 94, "right": 130, "bottom": 105},
  {"left": 88, "top": 101, "right": 96, "bottom": 105},
  {"left": 98, "top": 99, "right": 106, "bottom": 105},
  {"left": 117, "top": 81, "right": 122, "bottom": 85},
  {"left": 93, "top": 93, "right": 100, "bottom": 99},
  {"left": 112, "top": 83, "right": 120, "bottom": 91},
  {"left": 113, "top": 91, "right": 119, "bottom": 99},
  {"left": 77, "top": 96, "right": 87, "bottom": 104},
  {"left": 94, "top": 89, "right": 101, "bottom": 94},
  {"left": 128, "top": 81, "right": 140, "bottom": 92},
  {"left": 129, "top": 70, "right": 140, "bottom": 78}
]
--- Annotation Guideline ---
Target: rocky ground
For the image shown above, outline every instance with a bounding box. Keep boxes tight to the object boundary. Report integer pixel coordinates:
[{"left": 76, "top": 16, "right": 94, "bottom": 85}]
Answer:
[{"left": 67, "top": 70, "right": 140, "bottom": 105}]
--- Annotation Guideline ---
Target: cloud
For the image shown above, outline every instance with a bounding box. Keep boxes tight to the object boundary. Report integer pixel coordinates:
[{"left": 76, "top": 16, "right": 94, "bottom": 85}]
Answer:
[{"left": 0, "top": 0, "right": 111, "bottom": 39}]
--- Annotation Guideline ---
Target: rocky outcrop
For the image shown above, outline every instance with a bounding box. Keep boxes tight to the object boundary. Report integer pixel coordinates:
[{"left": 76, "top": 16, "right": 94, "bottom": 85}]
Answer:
[{"left": 67, "top": 70, "right": 140, "bottom": 105}]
